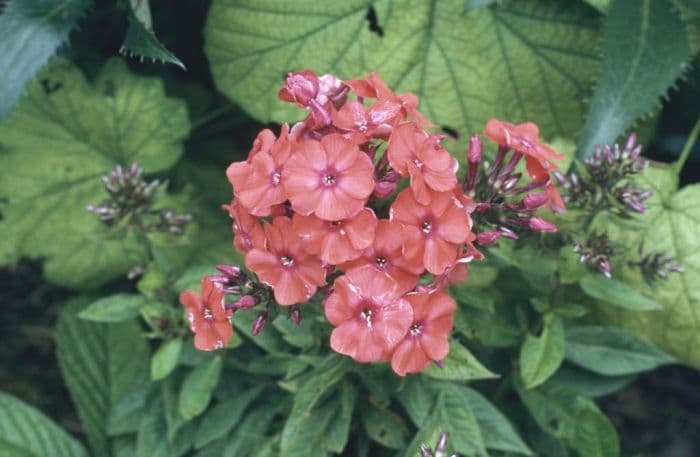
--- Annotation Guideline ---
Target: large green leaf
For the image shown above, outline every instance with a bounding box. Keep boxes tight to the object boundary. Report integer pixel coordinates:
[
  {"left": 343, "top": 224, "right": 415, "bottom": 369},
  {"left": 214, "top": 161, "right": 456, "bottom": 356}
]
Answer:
[
  {"left": 596, "top": 167, "right": 700, "bottom": 367},
  {"left": 0, "top": 0, "right": 90, "bottom": 119},
  {"left": 0, "top": 58, "right": 189, "bottom": 289},
  {"left": 576, "top": 0, "right": 689, "bottom": 158},
  {"left": 518, "top": 383, "right": 619, "bottom": 457},
  {"left": 423, "top": 339, "right": 497, "bottom": 381},
  {"left": 178, "top": 356, "right": 222, "bottom": 420},
  {"left": 56, "top": 297, "right": 151, "bottom": 457},
  {"left": 579, "top": 275, "right": 662, "bottom": 311},
  {"left": 280, "top": 355, "right": 351, "bottom": 455},
  {"left": 565, "top": 326, "right": 674, "bottom": 375},
  {"left": 403, "top": 383, "right": 486, "bottom": 457},
  {"left": 0, "top": 391, "right": 88, "bottom": 457},
  {"left": 462, "top": 387, "right": 532, "bottom": 455},
  {"left": 121, "top": 0, "right": 186, "bottom": 69},
  {"left": 194, "top": 386, "right": 264, "bottom": 450},
  {"left": 519, "top": 314, "right": 565, "bottom": 389},
  {"left": 204, "top": 0, "right": 599, "bottom": 140}
]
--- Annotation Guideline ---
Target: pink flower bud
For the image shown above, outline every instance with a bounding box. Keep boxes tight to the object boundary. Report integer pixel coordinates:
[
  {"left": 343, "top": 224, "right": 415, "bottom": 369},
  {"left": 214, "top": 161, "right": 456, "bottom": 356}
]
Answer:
[
  {"left": 278, "top": 70, "right": 319, "bottom": 107},
  {"left": 373, "top": 181, "right": 397, "bottom": 199},
  {"left": 436, "top": 432, "right": 448, "bottom": 454},
  {"left": 528, "top": 217, "right": 558, "bottom": 233},
  {"left": 475, "top": 202, "right": 491, "bottom": 213},
  {"left": 216, "top": 264, "right": 241, "bottom": 278},
  {"left": 251, "top": 310, "right": 268, "bottom": 336},
  {"left": 290, "top": 308, "right": 301, "bottom": 326},
  {"left": 523, "top": 192, "right": 548, "bottom": 210},
  {"left": 234, "top": 295, "right": 258, "bottom": 310},
  {"left": 476, "top": 231, "right": 501, "bottom": 246},
  {"left": 467, "top": 134, "right": 482, "bottom": 164}
]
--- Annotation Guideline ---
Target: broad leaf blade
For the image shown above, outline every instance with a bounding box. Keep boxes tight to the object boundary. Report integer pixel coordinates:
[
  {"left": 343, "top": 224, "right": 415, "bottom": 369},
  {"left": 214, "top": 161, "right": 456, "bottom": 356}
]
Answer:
[
  {"left": 519, "top": 314, "right": 566, "bottom": 389},
  {"left": 0, "top": 0, "right": 91, "bottom": 119},
  {"left": 565, "top": 326, "right": 674, "bottom": 375},
  {"left": 0, "top": 391, "right": 88, "bottom": 457},
  {"left": 576, "top": 0, "right": 689, "bottom": 158},
  {"left": 178, "top": 356, "right": 222, "bottom": 420},
  {"left": 56, "top": 297, "right": 150, "bottom": 457},
  {"left": 0, "top": 58, "right": 189, "bottom": 288},
  {"left": 79, "top": 293, "right": 144, "bottom": 323},
  {"left": 204, "top": 0, "right": 599, "bottom": 141},
  {"left": 580, "top": 275, "right": 662, "bottom": 311},
  {"left": 121, "top": 0, "right": 186, "bottom": 69},
  {"left": 423, "top": 339, "right": 497, "bottom": 381}
]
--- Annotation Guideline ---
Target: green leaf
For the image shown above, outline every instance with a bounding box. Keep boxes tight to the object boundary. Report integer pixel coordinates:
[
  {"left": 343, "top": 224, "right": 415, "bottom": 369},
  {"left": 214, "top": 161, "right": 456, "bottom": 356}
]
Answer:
[
  {"left": 403, "top": 384, "right": 486, "bottom": 457},
  {"left": 595, "top": 168, "right": 700, "bottom": 367},
  {"left": 518, "top": 383, "right": 620, "bottom": 456},
  {"left": 572, "top": 397, "right": 620, "bottom": 457},
  {"left": 565, "top": 326, "right": 674, "bottom": 375},
  {"left": 194, "top": 386, "right": 264, "bottom": 449},
  {"left": 0, "top": 0, "right": 91, "bottom": 119},
  {"left": 79, "top": 293, "right": 144, "bottom": 323},
  {"left": 461, "top": 387, "right": 533, "bottom": 455},
  {"left": 204, "top": 0, "right": 599, "bottom": 141},
  {"left": 580, "top": 275, "right": 662, "bottom": 311},
  {"left": 520, "top": 314, "right": 566, "bottom": 388},
  {"left": 151, "top": 339, "right": 184, "bottom": 381},
  {"left": 423, "top": 339, "right": 498, "bottom": 381},
  {"left": 550, "top": 364, "right": 636, "bottom": 398},
  {"left": 455, "top": 303, "right": 522, "bottom": 347},
  {"left": 56, "top": 297, "right": 150, "bottom": 457},
  {"left": 0, "top": 58, "right": 189, "bottom": 289},
  {"left": 0, "top": 391, "right": 88, "bottom": 457},
  {"left": 394, "top": 376, "right": 436, "bottom": 425},
  {"left": 576, "top": 0, "right": 689, "bottom": 158},
  {"left": 121, "top": 0, "right": 186, "bottom": 69},
  {"left": 178, "top": 356, "right": 222, "bottom": 420},
  {"left": 360, "top": 403, "right": 408, "bottom": 449},
  {"left": 325, "top": 381, "right": 356, "bottom": 453},
  {"left": 222, "top": 404, "right": 278, "bottom": 457},
  {"left": 280, "top": 355, "right": 351, "bottom": 455}
]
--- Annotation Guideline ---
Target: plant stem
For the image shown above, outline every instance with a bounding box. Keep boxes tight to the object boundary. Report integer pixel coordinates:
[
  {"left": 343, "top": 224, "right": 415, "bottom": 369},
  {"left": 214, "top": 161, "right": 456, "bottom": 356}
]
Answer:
[
  {"left": 672, "top": 117, "right": 700, "bottom": 175},
  {"left": 190, "top": 103, "right": 238, "bottom": 131}
]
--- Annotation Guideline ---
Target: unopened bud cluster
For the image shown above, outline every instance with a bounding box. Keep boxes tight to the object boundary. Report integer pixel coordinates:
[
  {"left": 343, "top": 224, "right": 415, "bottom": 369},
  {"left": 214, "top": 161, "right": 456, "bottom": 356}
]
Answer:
[
  {"left": 573, "top": 234, "right": 615, "bottom": 278},
  {"left": 465, "top": 120, "right": 565, "bottom": 246},
  {"left": 633, "top": 252, "right": 684, "bottom": 283},
  {"left": 556, "top": 134, "right": 651, "bottom": 216},
  {"left": 87, "top": 162, "right": 191, "bottom": 235}
]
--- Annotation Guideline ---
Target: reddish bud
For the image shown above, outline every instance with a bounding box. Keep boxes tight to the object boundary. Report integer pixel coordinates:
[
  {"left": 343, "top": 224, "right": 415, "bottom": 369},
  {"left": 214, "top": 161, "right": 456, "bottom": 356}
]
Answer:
[
  {"left": 436, "top": 432, "right": 448, "bottom": 454},
  {"left": 523, "top": 192, "right": 549, "bottom": 210},
  {"left": 467, "top": 135, "right": 482, "bottom": 164},
  {"left": 476, "top": 231, "right": 501, "bottom": 246},
  {"left": 597, "top": 258, "right": 612, "bottom": 278},
  {"left": 278, "top": 70, "right": 319, "bottom": 107},
  {"left": 374, "top": 181, "right": 397, "bottom": 199},
  {"left": 234, "top": 295, "right": 258, "bottom": 310},
  {"left": 528, "top": 217, "right": 558, "bottom": 233},
  {"left": 251, "top": 310, "right": 268, "bottom": 336},
  {"left": 290, "top": 307, "right": 301, "bottom": 325},
  {"left": 216, "top": 264, "right": 241, "bottom": 278}
]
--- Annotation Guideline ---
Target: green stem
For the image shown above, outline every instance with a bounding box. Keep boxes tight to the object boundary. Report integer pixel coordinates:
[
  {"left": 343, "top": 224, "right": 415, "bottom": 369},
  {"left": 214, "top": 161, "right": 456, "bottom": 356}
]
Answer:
[{"left": 672, "top": 117, "right": 700, "bottom": 175}]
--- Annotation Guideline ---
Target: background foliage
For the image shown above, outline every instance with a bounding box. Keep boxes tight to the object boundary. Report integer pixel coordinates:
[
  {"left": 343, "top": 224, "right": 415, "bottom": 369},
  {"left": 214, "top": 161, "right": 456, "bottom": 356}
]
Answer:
[{"left": 1, "top": 0, "right": 699, "bottom": 456}]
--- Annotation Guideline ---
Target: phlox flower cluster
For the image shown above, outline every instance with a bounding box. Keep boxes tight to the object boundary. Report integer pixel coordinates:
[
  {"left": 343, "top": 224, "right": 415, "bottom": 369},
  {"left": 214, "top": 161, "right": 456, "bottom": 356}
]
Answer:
[{"left": 180, "top": 70, "right": 565, "bottom": 376}]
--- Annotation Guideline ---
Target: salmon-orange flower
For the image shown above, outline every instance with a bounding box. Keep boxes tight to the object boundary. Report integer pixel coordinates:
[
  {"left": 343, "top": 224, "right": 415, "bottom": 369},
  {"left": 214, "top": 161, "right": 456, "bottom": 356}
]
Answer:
[
  {"left": 324, "top": 266, "right": 413, "bottom": 362},
  {"left": 292, "top": 208, "right": 377, "bottom": 265},
  {"left": 235, "top": 125, "right": 294, "bottom": 216},
  {"left": 283, "top": 134, "right": 374, "bottom": 221},
  {"left": 387, "top": 122, "right": 458, "bottom": 204},
  {"left": 180, "top": 275, "right": 233, "bottom": 351},
  {"left": 345, "top": 72, "right": 432, "bottom": 127},
  {"left": 484, "top": 119, "right": 564, "bottom": 170},
  {"left": 223, "top": 199, "right": 265, "bottom": 254},
  {"left": 390, "top": 291, "right": 456, "bottom": 376},
  {"left": 341, "top": 219, "right": 421, "bottom": 294},
  {"left": 245, "top": 217, "right": 326, "bottom": 305},
  {"left": 390, "top": 189, "right": 470, "bottom": 275}
]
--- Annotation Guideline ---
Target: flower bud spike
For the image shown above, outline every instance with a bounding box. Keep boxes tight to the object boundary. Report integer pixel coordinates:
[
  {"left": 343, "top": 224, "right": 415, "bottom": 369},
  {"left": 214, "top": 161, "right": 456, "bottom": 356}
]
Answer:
[
  {"left": 216, "top": 264, "right": 242, "bottom": 279},
  {"left": 528, "top": 217, "right": 558, "bottom": 233},
  {"left": 476, "top": 231, "right": 501, "bottom": 246},
  {"left": 420, "top": 444, "right": 433, "bottom": 457},
  {"left": 523, "top": 192, "right": 549, "bottom": 210},
  {"left": 234, "top": 295, "right": 258, "bottom": 310},
  {"left": 290, "top": 307, "right": 301, "bottom": 326},
  {"left": 374, "top": 180, "right": 397, "bottom": 199}
]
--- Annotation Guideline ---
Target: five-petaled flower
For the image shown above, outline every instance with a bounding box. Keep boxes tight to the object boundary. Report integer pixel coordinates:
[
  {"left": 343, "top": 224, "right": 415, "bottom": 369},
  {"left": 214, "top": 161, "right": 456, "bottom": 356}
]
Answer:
[{"left": 179, "top": 275, "right": 233, "bottom": 351}]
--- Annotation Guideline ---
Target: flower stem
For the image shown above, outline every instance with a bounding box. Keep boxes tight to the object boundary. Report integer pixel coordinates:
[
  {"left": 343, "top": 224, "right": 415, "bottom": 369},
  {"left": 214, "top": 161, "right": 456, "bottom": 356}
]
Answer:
[{"left": 672, "top": 117, "right": 700, "bottom": 176}]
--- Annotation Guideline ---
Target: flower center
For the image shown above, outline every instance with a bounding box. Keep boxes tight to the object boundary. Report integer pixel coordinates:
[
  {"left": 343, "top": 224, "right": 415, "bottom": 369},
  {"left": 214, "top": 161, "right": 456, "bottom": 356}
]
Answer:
[
  {"left": 422, "top": 220, "right": 432, "bottom": 234},
  {"left": 375, "top": 256, "right": 387, "bottom": 269},
  {"left": 409, "top": 323, "right": 422, "bottom": 336},
  {"left": 323, "top": 174, "right": 336, "bottom": 185},
  {"left": 280, "top": 256, "right": 295, "bottom": 267},
  {"left": 360, "top": 308, "right": 373, "bottom": 328},
  {"left": 203, "top": 307, "right": 214, "bottom": 321},
  {"left": 271, "top": 170, "right": 281, "bottom": 185}
]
